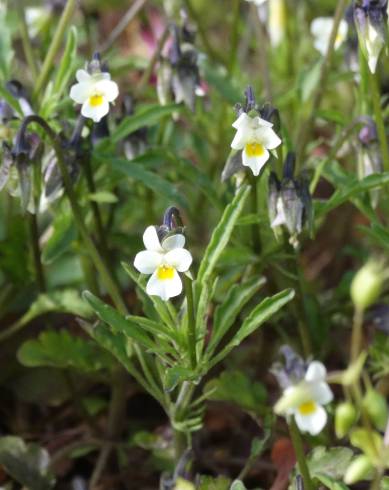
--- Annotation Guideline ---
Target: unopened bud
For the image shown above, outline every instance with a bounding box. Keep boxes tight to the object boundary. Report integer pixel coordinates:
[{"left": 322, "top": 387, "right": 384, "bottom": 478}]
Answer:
[
  {"left": 344, "top": 455, "right": 373, "bottom": 485},
  {"left": 350, "top": 261, "right": 384, "bottom": 311},
  {"left": 335, "top": 402, "right": 358, "bottom": 438},
  {"left": 363, "top": 389, "right": 388, "bottom": 431}
]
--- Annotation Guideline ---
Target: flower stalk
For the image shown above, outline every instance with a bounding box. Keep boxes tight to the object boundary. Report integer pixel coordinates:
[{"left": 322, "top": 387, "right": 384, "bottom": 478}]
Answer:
[{"left": 288, "top": 418, "right": 314, "bottom": 490}]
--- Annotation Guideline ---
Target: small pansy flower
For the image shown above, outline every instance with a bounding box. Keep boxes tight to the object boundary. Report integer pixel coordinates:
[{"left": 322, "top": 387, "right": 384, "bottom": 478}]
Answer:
[
  {"left": 275, "top": 361, "right": 333, "bottom": 435},
  {"left": 230, "top": 112, "right": 281, "bottom": 176},
  {"left": 311, "top": 17, "right": 349, "bottom": 56},
  {"left": 134, "top": 226, "right": 192, "bottom": 301},
  {"left": 69, "top": 69, "right": 119, "bottom": 123}
]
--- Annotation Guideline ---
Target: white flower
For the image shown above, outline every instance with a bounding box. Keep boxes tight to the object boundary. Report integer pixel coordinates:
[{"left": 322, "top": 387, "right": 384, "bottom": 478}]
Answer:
[
  {"left": 69, "top": 69, "right": 119, "bottom": 123},
  {"left": 134, "top": 226, "right": 193, "bottom": 301},
  {"left": 231, "top": 112, "right": 282, "bottom": 176},
  {"left": 311, "top": 17, "right": 348, "bottom": 56},
  {"left": 274, "top": 361, "right": 333, "bottom": 435}
]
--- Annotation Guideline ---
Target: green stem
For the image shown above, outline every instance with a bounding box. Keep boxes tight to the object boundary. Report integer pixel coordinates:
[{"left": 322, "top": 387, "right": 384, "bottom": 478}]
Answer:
[
  {"left": 369, "top": 70, "right": 389, "bottom": 172},
  {"left": 83, "top": 154, "right": 109, "bottom": 257},
  {"left": 17, "top": 6, "right": 39, "bottom": 80},
  {"left": 27, "top": 212, "right": 46, "bottom": 292},
  {"left": 183, "top": 275, "right": 197, "bottom": 370},
  {"left": 19, "top": 116, "right": 127, "bottom": 314},
  {"left": 249, "top": 174, "right": 261, "bottom": 255},
  {"left": 288, "top": 419, "right": 314, "bottom": 490},
  {"left": 33, "top": 0, "right": 77, "bottom": 101},
  {"left": 350, "top": 308, "right": 364, "bottom": 362},
  {"left": 295, "top": 0, "right": 348, "bottom": 170}
]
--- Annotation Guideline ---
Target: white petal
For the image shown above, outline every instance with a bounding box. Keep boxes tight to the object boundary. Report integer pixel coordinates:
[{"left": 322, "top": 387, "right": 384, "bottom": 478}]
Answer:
[
  {"left": 81, "top": 98, "right": 109, "bottom": 122},
  {"left": 313, "top": 38, "right": 329, "bottom": 56},
  {"left": 143, "top": 226, "right": 163, "bottom": 252},
  {"left": 311, "top": 17, "right": 333, "bottom": 38},
  {"left": 134, "top": 250, "right": 162, "bottom": 274},
  {"left": 232, "top": 112, "right": 251, "bottom": 130},
  {"left": 252, "top": 115, "right": 273, "bottom": 128},
  {"left": 271, "top": 198, "right": 286, "bottom": 228},
  {"left": 231, "top": 128, "right": 249, "bottom": 150},
  {"left": 242, "top": 147, "right": 270, "bottom": 176},
  {"left": 76, "top": 69, "right": 91, "bottom": 83},
  {"left": 70, "top": 82, "right": 91, "bottom": 104},
  {"left": 254, "top": 126, "right": 282, "bottom": 149},
  {"left": 305, "top": 361, "right": 326, "bottom": 382},
  {"left": 310, "top": 381, "right": 333, "bottom": 405},
  {"left": 162, "top": 234, "right": 185, "bottom": 251},
  {"left": 95, "top": 79, "right": 119, "bottom": 102},
  {"left": 294, "top": 404, "right": 327, "bottom": 435},
  {"left": 165, "top": 248, "right": 193, "bottom": 272},
  {"left": 146, "top": 269, "right": 182, "bottom": 301}
]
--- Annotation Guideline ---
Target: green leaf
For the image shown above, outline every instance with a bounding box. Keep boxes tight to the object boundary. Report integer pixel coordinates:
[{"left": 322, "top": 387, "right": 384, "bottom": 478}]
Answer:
[
  {"left": 198, "top": 476, "right": 231, "bottom": 490},
  {"left": 299, "top": 59, "right": 322, "bottom": 102},
  {"left": 53, "top": 26, "right": 77, "bottom": 96},
  {"left": 0, "top": 83, "right": 22, "bottom": 115},
  {"left": 308, "top": 446, "right": 354, "bottom": 480},
  {"left": 88, "top": 322, "right": 135, "bottom": 375},
  {"left": 204, "top": 370, "right": 267, "bottom": 413},
  {"left": 108, "top": 157, "right": 187, "bottom": 209},
  {"left": 208, "top": 276, "right": 267, "bottom": 355},
  {"left": 0, "top": 7, "right": 13, "bottom": 81},
  {"left": 208, "top": 289, "right": 295, "bottom": 368},
  {"left": 42, "top": 211, "right": 76, "bottom": 264},
  {"left": 316, "top": 172, "right": 389, "bottom": 218},
  {"left": 230, "top": 481, "right": 247, "bottom": 490},
  {"left": 314, "top": 474, "right": 350, "bottom": 490},
  {"left": 87, "top": 191, "right": 118, "bottom": 203},
  {"left": 0, "top": 290, "right": 93, "bottom": 342},
  {"left": 197, "top": 185, "right": 251, "bottom": 286},
  {"left": 164, "top": 366, "right": 194, "bottom": 392},
  {"left": 17, "top": 329, "right": 113, "bottom": 372},
  {"left": 111, "top": 103, "right": 182, "bottom": 144},
  {"left": 0, "top": 436, "right": 54, "bottom": 490},
  {"left": 83, "top": 291, "right": 155, "bottom": 350}
]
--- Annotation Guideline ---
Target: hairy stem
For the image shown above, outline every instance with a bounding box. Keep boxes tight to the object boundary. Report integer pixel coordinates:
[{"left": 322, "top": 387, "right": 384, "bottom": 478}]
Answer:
[
  {"left": 369, "top": 69, "right": 389, "bottom": 172},
  {"left": 288, "top": 419, "right": 314, "bottom": 490},
  {"left": 27, "top": 212, "right": 46, "bottom": 292},
  {"left": 350, "top": 308, "right": 364, "bottom": 362},
  {"left": 183, "top": 275, "right": 197, "bottom": 370}
]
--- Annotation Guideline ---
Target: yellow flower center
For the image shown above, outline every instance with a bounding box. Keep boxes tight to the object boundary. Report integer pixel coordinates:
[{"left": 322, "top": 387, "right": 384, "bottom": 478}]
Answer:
[
  {"left": 298, "top": 401, "right": 317, "bottom": 415},
  {"left": 89, "top": 94, "right": 104, "bottom": 107},
  {"left": 156, "top": 265, "right": 175, "bottom": 280},
  {"left": 245, "top": 142, "right": 265, "bottom": 157}
]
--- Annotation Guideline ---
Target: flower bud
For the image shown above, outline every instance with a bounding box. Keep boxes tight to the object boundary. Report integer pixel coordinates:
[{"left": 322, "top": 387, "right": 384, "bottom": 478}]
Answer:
[
  {"left": 353, "top": 0, "right": 388, "bottom": 73},
  {"left": 174, "top": 478, "right": 195, "bottom": 490},
  {"left": 350, "top": 261, "right": 384, "bottom": 311},
  {"left": 335, "top": 402, "right": 358, "bottom": 438},
  {"left": 363, "top": 388, "right": 388, "bottom": 431},
  {"left": 344, "top": 455, "right": 373, "bottom": 485}
]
